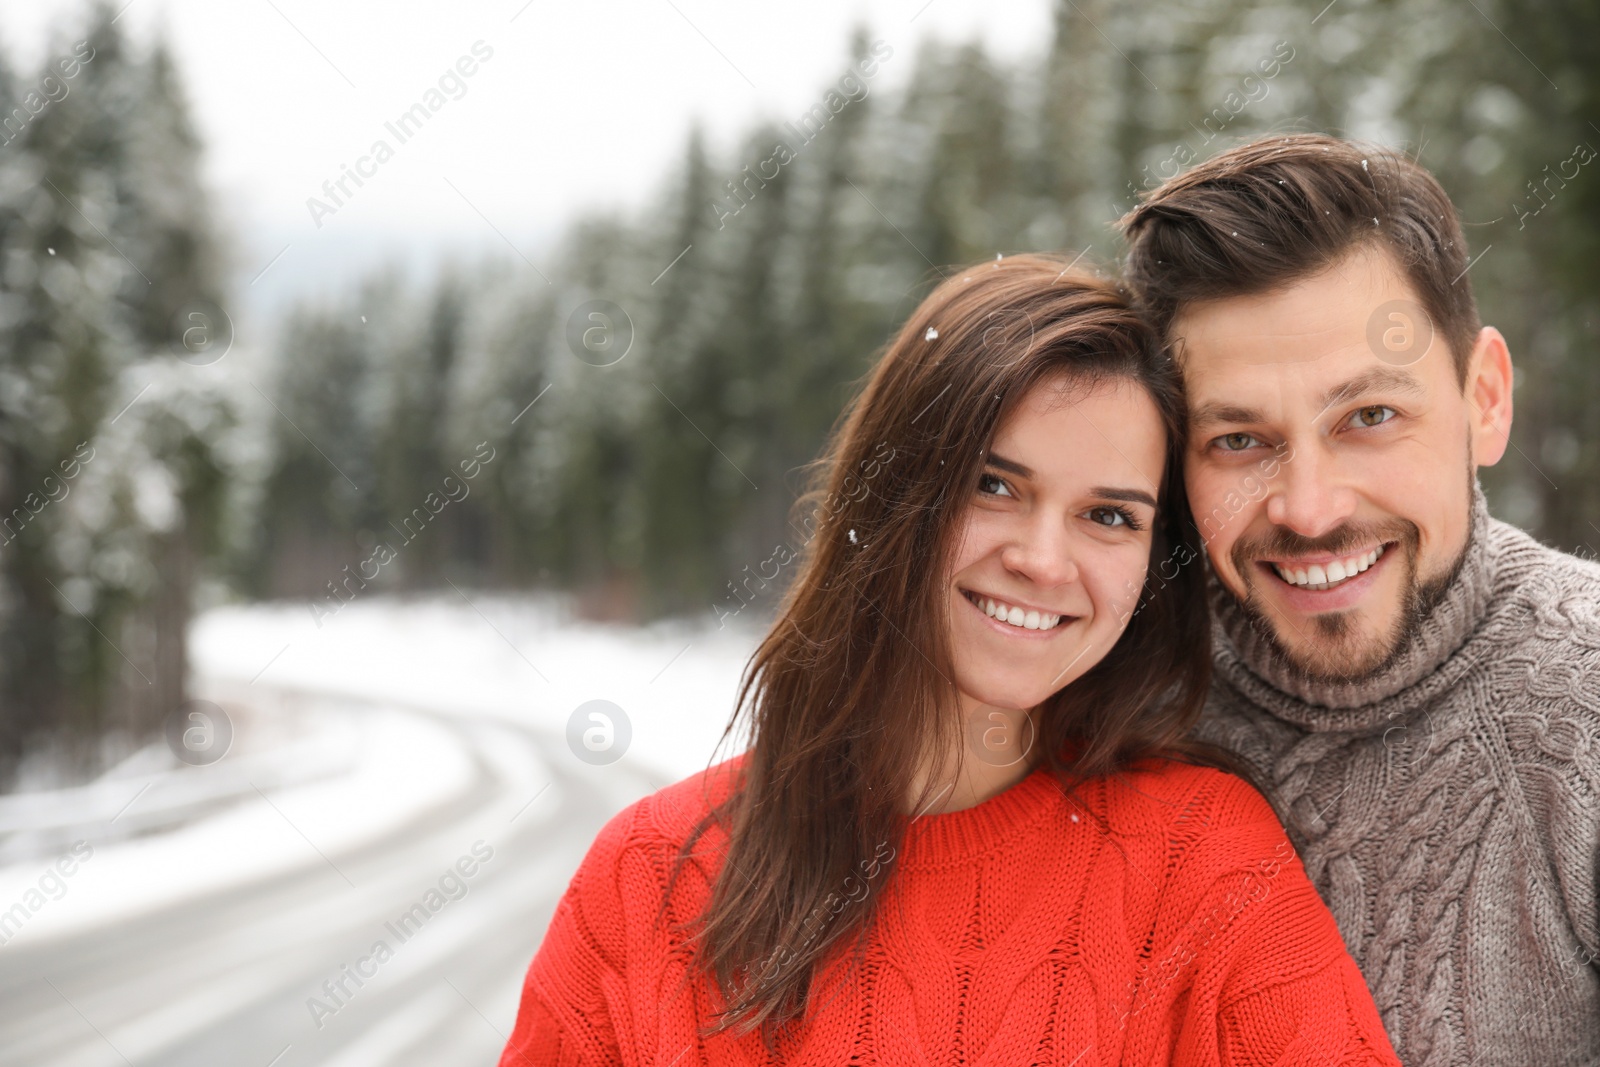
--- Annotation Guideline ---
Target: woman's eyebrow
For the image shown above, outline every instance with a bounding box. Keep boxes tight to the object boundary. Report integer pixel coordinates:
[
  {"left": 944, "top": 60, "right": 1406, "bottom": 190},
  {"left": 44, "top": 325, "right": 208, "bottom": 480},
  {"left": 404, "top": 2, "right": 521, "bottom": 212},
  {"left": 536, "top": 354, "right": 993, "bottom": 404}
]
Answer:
[
  {"left": 985, "top": 452, "right": 1032, "bottom": 477},
  {"left": 986, "top": 455, "right": 1157, "bottom": 508},
  {"left": 1091, "top": 486, "right": 1158, "bottom": 508}
]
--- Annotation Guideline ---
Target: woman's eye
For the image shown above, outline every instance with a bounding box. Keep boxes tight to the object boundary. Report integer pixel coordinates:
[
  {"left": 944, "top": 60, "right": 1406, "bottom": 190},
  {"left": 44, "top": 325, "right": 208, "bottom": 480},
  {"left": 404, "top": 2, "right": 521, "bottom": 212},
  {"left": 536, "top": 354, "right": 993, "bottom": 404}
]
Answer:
[
  {"left": 1348, "top": 405, "right": 1396, "bottom": 428},
  {"left": 977, "top": 472, "right": 1012, "bottom": 498},
  {"left": 1086, "top": 506, "right": 1141, "bottom": 530},
  {"left": 1216, "top": 432, "right": 1260, "bottom": 452}
]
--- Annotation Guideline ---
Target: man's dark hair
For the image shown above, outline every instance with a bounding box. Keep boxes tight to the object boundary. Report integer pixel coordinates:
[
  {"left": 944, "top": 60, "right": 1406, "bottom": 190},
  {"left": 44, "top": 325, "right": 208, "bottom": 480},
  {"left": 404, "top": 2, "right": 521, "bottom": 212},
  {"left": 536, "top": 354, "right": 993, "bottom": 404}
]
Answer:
[{"left": 1119, "top": 133, "right": 1482, "bottom": 384}]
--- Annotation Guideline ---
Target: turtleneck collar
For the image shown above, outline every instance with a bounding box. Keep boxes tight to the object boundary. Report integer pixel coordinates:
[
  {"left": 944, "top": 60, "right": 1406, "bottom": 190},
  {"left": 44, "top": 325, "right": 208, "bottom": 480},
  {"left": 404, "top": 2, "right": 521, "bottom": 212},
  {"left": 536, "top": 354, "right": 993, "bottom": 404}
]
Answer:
[{"left": 1208, "top": 481, "right": 1496, "bottom": 734}]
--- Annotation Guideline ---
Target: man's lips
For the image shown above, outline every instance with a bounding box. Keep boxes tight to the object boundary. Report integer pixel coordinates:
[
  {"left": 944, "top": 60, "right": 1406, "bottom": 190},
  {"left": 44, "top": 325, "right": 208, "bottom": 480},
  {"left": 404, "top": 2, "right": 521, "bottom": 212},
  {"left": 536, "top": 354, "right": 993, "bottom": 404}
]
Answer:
[
  {"left": 1252, "top": 541, "right": 1396, "bottom": 613},
  {"left": 1265, "top": 543, "right": 1387, "bottom": 590}
]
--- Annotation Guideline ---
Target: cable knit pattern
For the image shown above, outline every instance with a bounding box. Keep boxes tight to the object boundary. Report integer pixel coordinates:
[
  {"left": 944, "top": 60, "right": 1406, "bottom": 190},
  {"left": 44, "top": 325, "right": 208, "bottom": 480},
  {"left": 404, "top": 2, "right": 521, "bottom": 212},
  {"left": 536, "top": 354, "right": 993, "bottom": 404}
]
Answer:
[
  {"left": 499, "top": 756, "right": 1400, "bottom": 1065},
  {"left": 1194, "top": 483, "right": 1600, "bottom": 1065}
]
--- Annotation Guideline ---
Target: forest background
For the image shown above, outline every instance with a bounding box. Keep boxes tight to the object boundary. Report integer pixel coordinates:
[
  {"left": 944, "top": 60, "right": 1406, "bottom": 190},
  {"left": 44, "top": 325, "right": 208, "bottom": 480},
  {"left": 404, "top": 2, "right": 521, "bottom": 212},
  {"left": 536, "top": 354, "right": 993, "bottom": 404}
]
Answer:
[{"left": 1, "top": 0, "right": 1593, "bottom": 786}]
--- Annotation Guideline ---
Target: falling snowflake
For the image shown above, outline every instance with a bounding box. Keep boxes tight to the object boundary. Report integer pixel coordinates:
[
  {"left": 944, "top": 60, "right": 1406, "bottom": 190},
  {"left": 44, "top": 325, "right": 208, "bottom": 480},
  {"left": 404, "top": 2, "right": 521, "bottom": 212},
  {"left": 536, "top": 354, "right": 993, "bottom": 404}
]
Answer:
[
  {"left": 47, "top": 247, "right": 56, "bottom": 255},
  {"left": 847, "top": 528, "right": 858, "bottom": 544},
  {"left": 924, "top": 326, "right": 938, "bottom": 341}
]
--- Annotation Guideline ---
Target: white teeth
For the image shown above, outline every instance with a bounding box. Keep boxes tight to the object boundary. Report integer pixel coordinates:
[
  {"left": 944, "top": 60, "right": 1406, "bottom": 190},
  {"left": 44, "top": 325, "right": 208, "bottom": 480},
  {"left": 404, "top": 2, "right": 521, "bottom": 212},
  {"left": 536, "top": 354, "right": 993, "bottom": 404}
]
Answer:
[
  {"left": 968, "top": 593, "right": 1062, "bottom": 631},
  {"left": 1271, "top": 545, "right": 1388, "bottom": 590}
]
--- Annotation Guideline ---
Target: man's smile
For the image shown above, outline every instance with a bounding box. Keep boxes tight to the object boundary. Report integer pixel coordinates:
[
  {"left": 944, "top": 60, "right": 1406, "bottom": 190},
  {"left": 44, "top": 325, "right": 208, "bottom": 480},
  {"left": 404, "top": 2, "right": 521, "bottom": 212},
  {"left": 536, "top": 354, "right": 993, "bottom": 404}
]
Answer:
[
  {"left": 1265, "top": 543, "right": 1388, "bottom": 590},
  {"left": 1251, "top": 540, "right": 1400, "bottom": 615}
]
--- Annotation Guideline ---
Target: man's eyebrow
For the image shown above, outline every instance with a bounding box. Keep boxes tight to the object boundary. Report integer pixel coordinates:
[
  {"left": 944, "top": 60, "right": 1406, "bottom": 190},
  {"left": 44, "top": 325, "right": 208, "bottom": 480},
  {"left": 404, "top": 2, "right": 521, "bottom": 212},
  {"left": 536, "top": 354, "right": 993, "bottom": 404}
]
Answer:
[
  {"left": 1189, "top": 402, "right": 1267, "bottom": 429},
  {"left": 1189, "top": 367, "right": 1428, "bottom": 430},
  {"left": 1091, "top": 486, "right": 1158, "bottom": 509},
  {"left": 1315, "top": 366, "right": 1427, "bottom": 417},
  {"left": 985, "top": 452, "right": 1033, "bottom": 478}
]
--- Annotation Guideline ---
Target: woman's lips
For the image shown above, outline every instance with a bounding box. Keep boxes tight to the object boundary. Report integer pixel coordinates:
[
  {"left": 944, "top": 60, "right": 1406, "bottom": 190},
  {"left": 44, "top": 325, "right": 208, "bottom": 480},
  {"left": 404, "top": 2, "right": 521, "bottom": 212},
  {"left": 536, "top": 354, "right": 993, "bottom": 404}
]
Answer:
[{"left": 961, "top": 589, "right": 1077, "bottom": 635}]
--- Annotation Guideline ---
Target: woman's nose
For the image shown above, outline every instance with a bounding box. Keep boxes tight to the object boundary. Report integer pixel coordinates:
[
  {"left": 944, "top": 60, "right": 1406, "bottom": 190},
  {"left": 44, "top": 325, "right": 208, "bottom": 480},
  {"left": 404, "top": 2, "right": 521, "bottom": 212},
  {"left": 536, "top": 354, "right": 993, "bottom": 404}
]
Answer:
[{"left": 999, "top": 516, "right": 1080, "bottom": 589}]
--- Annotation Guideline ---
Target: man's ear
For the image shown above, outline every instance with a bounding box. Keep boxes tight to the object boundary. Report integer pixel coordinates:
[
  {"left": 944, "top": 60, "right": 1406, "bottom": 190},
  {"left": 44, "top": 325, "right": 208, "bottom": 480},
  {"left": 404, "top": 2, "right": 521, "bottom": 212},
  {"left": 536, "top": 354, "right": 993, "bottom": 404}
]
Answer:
[{"left": 1466, "top": 326, "right": 1513, "bottom": 468}]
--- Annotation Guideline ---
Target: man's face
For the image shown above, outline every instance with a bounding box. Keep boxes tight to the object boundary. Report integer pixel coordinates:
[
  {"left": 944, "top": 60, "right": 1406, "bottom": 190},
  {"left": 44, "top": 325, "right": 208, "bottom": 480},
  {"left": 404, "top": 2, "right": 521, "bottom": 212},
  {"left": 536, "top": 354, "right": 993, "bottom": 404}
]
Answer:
[{"left": 1175, "top": 244, "right": 1510, "bottom": 683}]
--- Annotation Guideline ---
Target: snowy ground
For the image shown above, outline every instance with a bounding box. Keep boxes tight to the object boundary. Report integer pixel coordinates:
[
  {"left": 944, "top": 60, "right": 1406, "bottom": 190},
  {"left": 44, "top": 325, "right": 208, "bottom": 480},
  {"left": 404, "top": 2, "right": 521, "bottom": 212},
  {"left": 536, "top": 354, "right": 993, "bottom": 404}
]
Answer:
[
  {"left": 0, "top": 701, "right": 475, "bottom": 948},
  {"left": 0, "top": 595, "right": 763, "bottom": 1066},
  {"left": 192, "top": 591, "right": 762, "bottom": 785},
  {"left": 0, "top": 593, "right": 760, "bottom": 945}
]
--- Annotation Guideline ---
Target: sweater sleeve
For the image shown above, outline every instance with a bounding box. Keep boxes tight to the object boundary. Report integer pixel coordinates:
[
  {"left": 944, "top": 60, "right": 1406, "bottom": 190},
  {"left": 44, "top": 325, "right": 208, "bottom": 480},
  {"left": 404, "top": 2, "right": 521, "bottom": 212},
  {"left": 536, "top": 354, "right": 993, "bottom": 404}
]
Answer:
[
  {"left": 498, "top": 806, "right": 638, "bottom": 1067},
  {"left": 1161, "top": 775, "right": 1402, "bottom": 1066},
  {"left": 1208, "top": 878, "right": 1399, "bottom": 1065}
]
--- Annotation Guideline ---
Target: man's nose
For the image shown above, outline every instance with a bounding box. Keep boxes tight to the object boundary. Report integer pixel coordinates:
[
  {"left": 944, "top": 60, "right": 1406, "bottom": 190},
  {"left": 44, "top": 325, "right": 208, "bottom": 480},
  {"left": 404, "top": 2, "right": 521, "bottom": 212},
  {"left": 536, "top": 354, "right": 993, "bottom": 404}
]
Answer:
[{"left": 1262, "top": 443, "right": 1358, "bottom": 539}]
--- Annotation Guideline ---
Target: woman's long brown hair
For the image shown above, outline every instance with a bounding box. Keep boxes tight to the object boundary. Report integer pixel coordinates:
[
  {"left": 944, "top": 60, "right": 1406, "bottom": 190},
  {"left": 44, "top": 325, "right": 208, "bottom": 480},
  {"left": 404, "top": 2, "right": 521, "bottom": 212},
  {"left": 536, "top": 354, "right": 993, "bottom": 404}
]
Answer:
[{"left": 664, "top": 253, "right": 1247, "bottom": 1046}]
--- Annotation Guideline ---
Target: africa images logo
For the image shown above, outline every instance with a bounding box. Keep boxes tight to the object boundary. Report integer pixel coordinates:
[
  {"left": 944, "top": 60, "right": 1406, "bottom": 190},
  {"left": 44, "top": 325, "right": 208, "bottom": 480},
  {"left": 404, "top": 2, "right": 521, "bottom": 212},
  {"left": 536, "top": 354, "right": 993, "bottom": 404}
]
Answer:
[{"left": 305, "top": 41, "right": 495, "bottom": 228}]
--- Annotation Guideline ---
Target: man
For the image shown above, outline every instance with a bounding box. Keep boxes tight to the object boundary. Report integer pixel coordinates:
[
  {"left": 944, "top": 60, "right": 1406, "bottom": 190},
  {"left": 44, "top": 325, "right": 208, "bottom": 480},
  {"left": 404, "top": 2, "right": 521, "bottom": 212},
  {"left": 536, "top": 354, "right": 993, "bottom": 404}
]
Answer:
[{"left": 1120, "top": 133, "right": 1600, "bottom": 1065}]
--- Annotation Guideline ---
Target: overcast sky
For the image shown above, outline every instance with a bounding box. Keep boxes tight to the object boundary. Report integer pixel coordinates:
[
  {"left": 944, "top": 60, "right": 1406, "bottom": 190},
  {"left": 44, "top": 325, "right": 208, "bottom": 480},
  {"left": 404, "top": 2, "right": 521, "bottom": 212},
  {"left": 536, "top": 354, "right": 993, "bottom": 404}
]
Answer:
[{"left": 5, "top": 0, "right": 1052, "bottom": 322}]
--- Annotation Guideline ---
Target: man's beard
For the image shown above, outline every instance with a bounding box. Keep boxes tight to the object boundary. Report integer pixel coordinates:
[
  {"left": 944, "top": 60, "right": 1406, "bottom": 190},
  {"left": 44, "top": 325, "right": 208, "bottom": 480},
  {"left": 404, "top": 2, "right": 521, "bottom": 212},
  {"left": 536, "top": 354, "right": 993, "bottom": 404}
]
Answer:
[{"left": 1228, "top": 513, "right": 1472, "bottom": 688}]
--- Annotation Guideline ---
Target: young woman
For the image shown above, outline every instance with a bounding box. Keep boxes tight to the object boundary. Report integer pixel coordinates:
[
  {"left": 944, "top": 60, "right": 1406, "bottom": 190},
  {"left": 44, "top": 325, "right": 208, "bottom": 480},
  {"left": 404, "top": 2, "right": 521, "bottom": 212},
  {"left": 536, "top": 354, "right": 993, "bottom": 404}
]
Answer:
[{"left": 499, "top": 255, "right": 1400, "bottom": 1065}]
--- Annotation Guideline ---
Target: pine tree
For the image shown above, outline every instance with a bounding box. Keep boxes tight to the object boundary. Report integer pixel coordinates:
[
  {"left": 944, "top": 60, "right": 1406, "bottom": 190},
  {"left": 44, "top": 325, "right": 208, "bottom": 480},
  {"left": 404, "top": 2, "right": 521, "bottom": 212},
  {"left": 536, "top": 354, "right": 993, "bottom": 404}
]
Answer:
[
  {"left": 631, "top": 128, "right": 732, "bottom": 611},
  {"left": 444, "top": 259, "right": 560, "bottom": 585},
  {"left": 0, "top": 5, "right": 234, "bottom": 781},
  {"left": 254, "top": 289, "right": 381, "bottom": 601},
  {"left": 0, "top": 7, "right": 135, "bottom": 769}
]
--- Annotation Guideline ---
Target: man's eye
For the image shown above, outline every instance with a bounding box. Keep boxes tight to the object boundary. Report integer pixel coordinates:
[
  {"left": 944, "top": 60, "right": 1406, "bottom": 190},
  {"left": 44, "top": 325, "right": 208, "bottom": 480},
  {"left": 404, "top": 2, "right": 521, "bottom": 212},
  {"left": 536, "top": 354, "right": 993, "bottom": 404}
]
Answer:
[
  {"left": 977, "top": 472, "right": 1013, "bottom": 498},
  {"left": 1348, "top": 405, "right": 1396, "bottom": 428},
  {"left": 1215, "top": 432, "right": 1260, "bottom": 452}
]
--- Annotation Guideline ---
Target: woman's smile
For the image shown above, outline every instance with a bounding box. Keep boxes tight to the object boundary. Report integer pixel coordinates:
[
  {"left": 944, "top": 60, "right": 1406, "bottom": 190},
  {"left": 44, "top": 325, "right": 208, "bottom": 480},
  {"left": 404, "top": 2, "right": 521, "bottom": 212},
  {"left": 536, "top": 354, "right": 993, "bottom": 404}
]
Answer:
[{"left": 959, "top": 588, "right": 1077, "bottom": 634}]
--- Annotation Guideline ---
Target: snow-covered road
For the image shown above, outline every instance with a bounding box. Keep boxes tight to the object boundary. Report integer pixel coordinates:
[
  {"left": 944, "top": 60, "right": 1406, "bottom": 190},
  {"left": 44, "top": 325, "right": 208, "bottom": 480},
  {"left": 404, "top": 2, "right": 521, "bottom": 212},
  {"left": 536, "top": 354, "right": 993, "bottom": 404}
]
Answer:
[{"left": 0, "top": 595, "right": 762, "bottom": 1066}]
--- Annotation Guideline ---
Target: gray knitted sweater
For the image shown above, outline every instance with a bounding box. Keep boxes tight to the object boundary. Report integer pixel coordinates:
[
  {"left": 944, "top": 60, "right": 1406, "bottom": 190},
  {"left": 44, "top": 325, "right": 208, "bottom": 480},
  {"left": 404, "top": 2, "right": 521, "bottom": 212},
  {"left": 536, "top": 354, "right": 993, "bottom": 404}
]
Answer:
[{"left": 1194, "top": 484, "right": 1600, "bottom": 1066}]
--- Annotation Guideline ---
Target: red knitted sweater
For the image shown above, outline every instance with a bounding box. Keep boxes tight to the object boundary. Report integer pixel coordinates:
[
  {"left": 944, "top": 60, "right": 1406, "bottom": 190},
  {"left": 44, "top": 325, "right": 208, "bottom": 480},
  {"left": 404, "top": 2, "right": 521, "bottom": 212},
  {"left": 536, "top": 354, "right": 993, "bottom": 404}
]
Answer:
[{"left": 499, "top": 756, "right": 1400, "bottom": 1065}]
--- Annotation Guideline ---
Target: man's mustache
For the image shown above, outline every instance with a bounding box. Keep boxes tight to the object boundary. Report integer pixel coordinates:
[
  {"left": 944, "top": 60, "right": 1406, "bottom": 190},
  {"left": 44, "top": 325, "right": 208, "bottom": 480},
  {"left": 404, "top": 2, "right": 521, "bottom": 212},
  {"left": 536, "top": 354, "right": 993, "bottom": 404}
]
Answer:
[{"left": 1231, "top": 520, "right": 1418, "bottom": 571}]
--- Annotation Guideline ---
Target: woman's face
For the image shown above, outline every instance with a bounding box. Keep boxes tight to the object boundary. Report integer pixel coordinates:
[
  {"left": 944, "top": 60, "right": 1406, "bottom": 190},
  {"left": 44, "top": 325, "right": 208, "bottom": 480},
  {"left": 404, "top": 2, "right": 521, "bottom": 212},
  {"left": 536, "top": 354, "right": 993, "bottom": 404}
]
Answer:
[{"left": 943, "top": 375, "right": 1166, "bottom": 717}]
